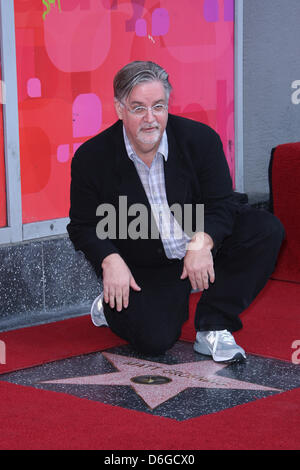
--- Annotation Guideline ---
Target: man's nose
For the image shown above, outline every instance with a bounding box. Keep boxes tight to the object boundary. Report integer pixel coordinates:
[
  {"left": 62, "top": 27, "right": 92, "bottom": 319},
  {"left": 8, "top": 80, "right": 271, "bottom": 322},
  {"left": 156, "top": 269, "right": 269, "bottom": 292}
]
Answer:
[{"left": 144, "top": 107, "right": 156, "bottom": 121}]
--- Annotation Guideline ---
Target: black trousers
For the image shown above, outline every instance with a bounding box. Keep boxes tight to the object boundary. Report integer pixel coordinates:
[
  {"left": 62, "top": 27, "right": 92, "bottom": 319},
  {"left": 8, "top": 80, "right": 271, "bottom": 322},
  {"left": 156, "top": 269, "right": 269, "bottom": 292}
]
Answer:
[{"left": 103, "top": 207, "right": 284, "bottom": 355}]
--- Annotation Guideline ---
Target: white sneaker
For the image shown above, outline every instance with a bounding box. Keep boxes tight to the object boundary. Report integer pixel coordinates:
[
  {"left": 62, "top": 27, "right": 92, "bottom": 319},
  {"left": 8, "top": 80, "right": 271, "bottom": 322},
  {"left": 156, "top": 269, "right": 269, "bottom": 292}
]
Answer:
[
  {"left": 90, "top": 293, "right": 108, "bottom": 327},
  {"left": 194, "top": 329, "right": 246, "bottom": 363}
]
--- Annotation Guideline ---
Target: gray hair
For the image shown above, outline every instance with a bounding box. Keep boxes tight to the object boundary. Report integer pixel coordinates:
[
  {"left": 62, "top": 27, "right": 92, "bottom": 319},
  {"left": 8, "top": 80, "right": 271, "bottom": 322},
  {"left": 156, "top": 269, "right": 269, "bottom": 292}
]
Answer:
[{"left": 113, "top": 61, "right": 172, "bottom": 103}]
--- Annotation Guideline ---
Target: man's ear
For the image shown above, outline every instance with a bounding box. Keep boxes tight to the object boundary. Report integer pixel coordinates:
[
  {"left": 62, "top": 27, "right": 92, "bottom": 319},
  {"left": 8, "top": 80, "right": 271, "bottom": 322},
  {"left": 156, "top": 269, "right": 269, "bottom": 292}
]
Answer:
[{"left": 114, "top": 99, "right": 123, "bottom": 120}]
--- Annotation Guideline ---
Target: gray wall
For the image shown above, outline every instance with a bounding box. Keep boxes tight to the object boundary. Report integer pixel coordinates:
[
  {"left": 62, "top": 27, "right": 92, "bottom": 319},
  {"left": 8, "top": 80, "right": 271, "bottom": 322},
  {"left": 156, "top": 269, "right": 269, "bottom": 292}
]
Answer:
[
  {"left": 243, "top": 0, "right": 300, "bottom": 202},
  {"left": 0, "top": 235, "right": 101, "bottom": 331}
]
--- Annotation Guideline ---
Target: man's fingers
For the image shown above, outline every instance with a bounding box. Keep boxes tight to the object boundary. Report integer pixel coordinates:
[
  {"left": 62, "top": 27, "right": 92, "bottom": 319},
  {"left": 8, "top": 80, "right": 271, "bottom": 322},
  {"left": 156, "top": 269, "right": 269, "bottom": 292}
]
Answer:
[
  {"left": 181, "top": 266, "right": 200, "bottom": 290},
  {"left": 129, "top": 275, "right": 141, "bottom": 292},
  {"left": 188, "top": 269, "right": 213, "bottom": 291},
  {"left": 109, "top": 291, "right": 115, "bottom": 309},
  {"left": 115, "top": 287, "right": 123, "bottom": 312},
  {"left": 122, "top": 286, "right": 129, "bottom": 309},
  {"left": 208, "top": 266, "right": 215, "bottom": 284},
  {"left": 103, "top": 278, "right": 139, "bottom": 311},
  {"left": 180, "top": 266, "right": 188, "bottom": 280},
  {"left": 189, "top": 272, "right": 198, "bottom": 290},
  {"left": 103, "top": 286, "right": 109, "bottom": 304},
  {"left": 202, "top": 274, "right": 209, "bottom": 290}
]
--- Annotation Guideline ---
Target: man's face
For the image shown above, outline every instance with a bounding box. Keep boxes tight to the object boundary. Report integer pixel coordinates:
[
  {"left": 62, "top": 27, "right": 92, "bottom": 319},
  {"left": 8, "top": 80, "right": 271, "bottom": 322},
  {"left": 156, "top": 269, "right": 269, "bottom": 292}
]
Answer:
[{"left": 115, "top": 80, "right": 168, "bottom": 156}]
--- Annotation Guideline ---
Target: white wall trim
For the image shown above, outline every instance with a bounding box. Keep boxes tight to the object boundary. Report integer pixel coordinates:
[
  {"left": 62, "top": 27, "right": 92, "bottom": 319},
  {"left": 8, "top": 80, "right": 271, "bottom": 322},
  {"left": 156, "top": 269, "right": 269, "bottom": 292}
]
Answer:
[
  {"left": 234, "top": 0, "right": 244, "bottom": 193},
  {"left": 22, "top": 218, "right": 69, "bottom": 241},
  {"left": 0, "top": 0, "right": 22, "bottom": 243}
]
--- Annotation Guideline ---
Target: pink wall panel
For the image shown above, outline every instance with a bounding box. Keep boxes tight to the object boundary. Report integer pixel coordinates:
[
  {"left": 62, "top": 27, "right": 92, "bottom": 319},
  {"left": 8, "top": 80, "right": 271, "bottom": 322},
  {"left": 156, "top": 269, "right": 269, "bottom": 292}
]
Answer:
[
  {"left": 14, "top": 0, "right": 235, "bottom": 224},
  {"left": 0, "top": 61, "right": 6, "bottom": 228}
]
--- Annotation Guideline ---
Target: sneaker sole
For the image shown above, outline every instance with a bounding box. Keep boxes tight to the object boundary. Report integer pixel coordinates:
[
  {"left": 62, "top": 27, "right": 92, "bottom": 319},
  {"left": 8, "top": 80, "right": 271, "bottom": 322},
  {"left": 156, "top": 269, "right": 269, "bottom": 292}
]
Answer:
[
  {"left": 90, "top": 295, "right": 108, "bottom": 327},
  {"left": 218, "top": 352, "right": 247, "bottom": 364},
  {"left": 193, "top": 342, "right": 246, "bottom": 363}
]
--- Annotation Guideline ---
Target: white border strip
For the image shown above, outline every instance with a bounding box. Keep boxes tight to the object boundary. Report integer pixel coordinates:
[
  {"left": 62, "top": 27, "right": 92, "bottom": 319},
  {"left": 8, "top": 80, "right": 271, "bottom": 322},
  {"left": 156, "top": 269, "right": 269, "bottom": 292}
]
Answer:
[
  {"left": 0, "top": 0, "right": 22, "bottom": 243},
  {"left": 234, "top": 0, "right": 244, "bottom": 193},
  {"left": 0, "top": 226, "right": 11, "bottom": 244},
  {"left": 23, "top": 217, "right": 69, "bottom": 241}
]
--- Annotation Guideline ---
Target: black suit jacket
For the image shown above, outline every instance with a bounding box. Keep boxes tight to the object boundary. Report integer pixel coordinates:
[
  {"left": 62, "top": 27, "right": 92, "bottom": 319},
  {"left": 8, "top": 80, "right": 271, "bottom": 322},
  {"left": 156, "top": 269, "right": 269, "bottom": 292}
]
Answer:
[{"left": 67, "top": 114, "right": 241, "bottom": 277}]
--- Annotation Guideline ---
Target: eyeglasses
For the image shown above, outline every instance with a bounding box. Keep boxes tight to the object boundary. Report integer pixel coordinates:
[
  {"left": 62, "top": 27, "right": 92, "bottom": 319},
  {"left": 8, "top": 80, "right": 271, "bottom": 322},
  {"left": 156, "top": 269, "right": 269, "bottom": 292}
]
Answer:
[{"left": 121, "top": 102, "right": 168, "bottom": 117}]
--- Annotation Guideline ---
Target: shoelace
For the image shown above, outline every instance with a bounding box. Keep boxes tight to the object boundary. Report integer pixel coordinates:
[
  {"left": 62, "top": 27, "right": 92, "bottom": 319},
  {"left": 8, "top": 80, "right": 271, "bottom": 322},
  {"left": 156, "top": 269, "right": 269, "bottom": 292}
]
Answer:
[
  {"left": 211, "top": 330, "right": 235, "bottom": 354},
  {"left": 218, "top": 330, "right": 235, "bottom": 344}
]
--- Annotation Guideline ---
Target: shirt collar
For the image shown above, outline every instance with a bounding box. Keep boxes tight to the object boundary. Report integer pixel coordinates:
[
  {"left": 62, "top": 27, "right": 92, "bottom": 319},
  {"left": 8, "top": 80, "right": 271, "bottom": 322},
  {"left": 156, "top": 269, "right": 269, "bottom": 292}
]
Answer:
[{"left": 123, "top": 125, "right": 168, "bottom": 162}]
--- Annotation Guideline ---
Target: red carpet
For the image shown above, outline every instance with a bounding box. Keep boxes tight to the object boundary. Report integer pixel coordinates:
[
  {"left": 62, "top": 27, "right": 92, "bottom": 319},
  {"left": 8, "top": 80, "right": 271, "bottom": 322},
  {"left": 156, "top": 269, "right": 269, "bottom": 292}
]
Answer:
[
  {"left": 0, "top": 380, "right": 298, "bottom": 450},
  {"left": 0, "top": 316, "right": 126, "bottom": 375},
  {"left": 184, "top": 280, "right": 300, "bottom": 363},
  {"left": 0, "top": 279, "right": 299, "bottom": 450},
  {"left": 269, "top": 142, "right": 300, "bottom": 283}
]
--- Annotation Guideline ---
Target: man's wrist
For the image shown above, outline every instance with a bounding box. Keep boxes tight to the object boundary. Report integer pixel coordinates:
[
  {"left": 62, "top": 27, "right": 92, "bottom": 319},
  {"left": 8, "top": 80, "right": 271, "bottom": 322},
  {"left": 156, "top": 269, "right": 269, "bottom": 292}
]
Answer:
[
  {"left": 202, "top": 232, "right": 214, "bottom": 250},
  {"left": 187, "top": 232, "right": 214, "bottom": 251},
  {"left": 101, "top": 252, "right": 120, "bottom": 269}
]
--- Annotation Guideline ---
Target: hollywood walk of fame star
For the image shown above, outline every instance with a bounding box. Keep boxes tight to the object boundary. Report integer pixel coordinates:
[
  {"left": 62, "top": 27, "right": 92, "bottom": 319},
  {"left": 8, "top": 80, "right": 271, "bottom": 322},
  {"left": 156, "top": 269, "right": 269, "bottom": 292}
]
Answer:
[{"left": 40, "top": 352, "right": 281, "bottom": 409}]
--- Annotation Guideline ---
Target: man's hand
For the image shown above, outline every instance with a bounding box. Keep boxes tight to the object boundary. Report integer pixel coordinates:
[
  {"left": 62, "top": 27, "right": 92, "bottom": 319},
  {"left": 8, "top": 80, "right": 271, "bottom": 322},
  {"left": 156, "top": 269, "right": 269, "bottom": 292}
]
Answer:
[
  {"left": 101, "top": 253, "right": 141, "bottom": 311},
  {"left": 180, "top": 232, "right": 215, "bottom": 291}
]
